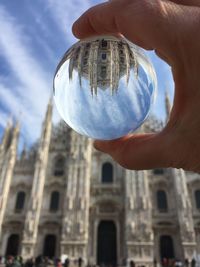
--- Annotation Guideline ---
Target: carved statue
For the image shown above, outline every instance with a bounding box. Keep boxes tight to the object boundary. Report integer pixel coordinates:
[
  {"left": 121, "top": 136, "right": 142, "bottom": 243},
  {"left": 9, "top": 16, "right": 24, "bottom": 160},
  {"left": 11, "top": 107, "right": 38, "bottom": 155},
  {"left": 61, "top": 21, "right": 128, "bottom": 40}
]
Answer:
[
  {"left": 64, "top": 218, "right": 72, "bottom": 235},
  {"left": 78, "top": 221, "right": 85, "bottom": 235}
]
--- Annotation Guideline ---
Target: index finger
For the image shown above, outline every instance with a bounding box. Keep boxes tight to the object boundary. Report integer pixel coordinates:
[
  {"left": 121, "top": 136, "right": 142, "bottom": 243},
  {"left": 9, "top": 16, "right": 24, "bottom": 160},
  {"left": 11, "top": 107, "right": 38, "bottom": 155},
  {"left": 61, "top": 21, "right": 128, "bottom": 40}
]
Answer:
[{"left": 72, "top": 0, "right": 179, "bottom": 53}]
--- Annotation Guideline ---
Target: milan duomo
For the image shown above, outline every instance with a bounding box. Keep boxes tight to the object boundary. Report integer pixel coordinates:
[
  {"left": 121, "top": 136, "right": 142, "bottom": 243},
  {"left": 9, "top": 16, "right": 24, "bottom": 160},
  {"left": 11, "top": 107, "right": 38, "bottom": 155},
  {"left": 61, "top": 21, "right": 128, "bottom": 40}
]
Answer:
[{"left": 0, "top": 94, "right": 200, "bottom": 267}]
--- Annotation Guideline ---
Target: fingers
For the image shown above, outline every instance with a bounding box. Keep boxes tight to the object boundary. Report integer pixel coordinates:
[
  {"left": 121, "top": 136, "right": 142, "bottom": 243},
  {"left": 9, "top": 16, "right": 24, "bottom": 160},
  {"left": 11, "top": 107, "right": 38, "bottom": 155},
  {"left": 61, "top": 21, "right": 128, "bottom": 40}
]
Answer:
[
  {"left": 72, "top": 0, "right": 180, "bottom": 54},
  {"left": 93, "top": 132, "right": 171, "bottom": 170}
]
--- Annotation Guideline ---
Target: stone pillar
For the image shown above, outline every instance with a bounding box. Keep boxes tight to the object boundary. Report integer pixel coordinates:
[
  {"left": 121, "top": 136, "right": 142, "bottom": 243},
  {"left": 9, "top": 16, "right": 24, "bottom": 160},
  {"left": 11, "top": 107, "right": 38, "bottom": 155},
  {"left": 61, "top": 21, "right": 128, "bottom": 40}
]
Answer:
[
  {"left": 0, "top": 122, "right": 19, "bottom": 238},
  {"left": 61, "top": 131, "right": 92, "bottom": 261},
  {"left": 125, "top": 170, "right": 154, "bottom": 267},
  {"left": 21, "top": 100, "right": 52, "bottom": 259},
  {"left": 171, "top": 169, "right": 196, "bottom": 259}
]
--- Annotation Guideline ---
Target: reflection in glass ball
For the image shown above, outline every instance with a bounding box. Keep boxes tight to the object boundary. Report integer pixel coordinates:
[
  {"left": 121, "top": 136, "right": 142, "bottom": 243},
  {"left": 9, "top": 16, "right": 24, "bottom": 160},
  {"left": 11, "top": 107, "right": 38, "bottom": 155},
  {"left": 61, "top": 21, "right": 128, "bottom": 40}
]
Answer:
[{"left": 53, "top": 35, "right": 157, "bottom": 140}]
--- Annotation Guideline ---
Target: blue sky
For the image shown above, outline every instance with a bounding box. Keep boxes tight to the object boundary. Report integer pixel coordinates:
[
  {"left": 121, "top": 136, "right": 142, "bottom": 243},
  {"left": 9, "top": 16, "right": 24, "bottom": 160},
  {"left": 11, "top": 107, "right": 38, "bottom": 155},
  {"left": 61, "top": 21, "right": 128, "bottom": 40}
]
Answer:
[{"left": 0, "top": 0, "right": 174, "bottom": 147}]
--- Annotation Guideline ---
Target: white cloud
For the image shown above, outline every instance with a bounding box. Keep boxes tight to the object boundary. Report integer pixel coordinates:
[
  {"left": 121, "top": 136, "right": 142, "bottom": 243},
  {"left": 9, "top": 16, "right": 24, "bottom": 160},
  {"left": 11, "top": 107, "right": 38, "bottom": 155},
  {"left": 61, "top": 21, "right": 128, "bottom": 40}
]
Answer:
[
  {"left": 45, "top": 0, "right": 92, "bottom": 44},
  {"left": 0, "top": 5, "right": 52, "bottom": 142},
  {"left": 0, "top": 84, "right": 43, "bottom": 143},
  {"left": 0, "top": 110, "right": 9, "bottom": 129}
]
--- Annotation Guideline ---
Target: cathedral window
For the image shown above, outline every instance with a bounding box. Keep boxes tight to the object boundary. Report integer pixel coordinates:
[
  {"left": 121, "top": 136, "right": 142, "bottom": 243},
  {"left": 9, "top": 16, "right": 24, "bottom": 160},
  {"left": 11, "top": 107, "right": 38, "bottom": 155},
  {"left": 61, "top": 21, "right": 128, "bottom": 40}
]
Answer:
[
  {"left": 83, "top": 58, "right": 88, "bottom": 65},
  {"left": 101, "top": 53, "right": 107, "bottom": 60},
  {"left": 120, "top": 57, "right": 125, "bottom": 63},
  {"left": 50, "top": 191, "right": 60, "bottom": 212},
  {"left": 118, "top": 42, "right": 123, "bottom": 48},
  {"left": 15, "top": 191, "right": 26, "bottom": 212},
  {"left": 54, "top": 156, "right": 65, "bottom": 176},
  {"left": 157, "top": 190, "right": 168, "bottom": 212},
  {"left": 195, "top": 190, "right": 200, "bottom": 209},
  {"left": 101, "top": 40, "right": 108, "bottom": 48},
  {"left": 153, "top": 169, "right": 164, "bottom": 175},
  {"left": 102, "top": 162, "right": 113, "bottom": 183},
  {"left": 100, "top": 66, "right": 107, "bottom": 79}
]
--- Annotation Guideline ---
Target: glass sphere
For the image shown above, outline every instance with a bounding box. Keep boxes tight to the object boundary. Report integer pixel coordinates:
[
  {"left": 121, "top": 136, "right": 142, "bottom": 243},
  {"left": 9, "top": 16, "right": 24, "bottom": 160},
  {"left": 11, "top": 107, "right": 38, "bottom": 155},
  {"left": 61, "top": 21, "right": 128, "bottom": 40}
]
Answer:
[{"left": 53, "top": 35, "right": 157, "bottom": 140}]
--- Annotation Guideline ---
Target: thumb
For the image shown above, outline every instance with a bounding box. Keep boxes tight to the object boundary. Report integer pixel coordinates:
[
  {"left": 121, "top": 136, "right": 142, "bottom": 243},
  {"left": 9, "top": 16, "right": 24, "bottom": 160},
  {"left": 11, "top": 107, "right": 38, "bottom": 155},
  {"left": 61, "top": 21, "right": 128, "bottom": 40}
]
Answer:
[{"left": 94, "top": 132, "right": 171, "bottom": 170}]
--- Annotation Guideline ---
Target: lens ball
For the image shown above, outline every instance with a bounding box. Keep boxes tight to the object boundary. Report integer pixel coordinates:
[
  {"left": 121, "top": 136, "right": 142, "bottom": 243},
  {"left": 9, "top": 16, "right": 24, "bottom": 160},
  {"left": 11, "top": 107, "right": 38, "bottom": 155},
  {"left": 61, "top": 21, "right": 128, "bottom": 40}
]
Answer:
[{"left": 53, "top": 35, "right": 157, "bottom": 140}]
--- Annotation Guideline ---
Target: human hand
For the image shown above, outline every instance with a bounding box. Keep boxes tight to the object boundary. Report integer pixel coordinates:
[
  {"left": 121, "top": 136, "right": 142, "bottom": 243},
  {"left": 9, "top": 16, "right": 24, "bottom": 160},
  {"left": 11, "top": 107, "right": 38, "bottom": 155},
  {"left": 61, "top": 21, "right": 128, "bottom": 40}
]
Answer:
[{"left": 72, "top": 0, "right": 200, "bottom": 172}]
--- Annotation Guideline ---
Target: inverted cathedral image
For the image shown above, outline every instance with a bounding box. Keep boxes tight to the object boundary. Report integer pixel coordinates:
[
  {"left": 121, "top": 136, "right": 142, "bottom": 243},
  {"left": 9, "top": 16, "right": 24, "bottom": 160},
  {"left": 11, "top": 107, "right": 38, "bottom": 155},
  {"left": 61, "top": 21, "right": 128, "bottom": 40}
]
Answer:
[{"left": 0, "top": 95, "right": 199, "bottom": 266}]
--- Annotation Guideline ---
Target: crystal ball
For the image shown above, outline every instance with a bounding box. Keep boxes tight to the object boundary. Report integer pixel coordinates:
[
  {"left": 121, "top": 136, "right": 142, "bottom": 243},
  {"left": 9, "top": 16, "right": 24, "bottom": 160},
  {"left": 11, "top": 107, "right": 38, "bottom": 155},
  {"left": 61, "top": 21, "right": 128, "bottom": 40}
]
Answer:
[{"left": 53, "top": 35, "right": 157, "bottom": 140}]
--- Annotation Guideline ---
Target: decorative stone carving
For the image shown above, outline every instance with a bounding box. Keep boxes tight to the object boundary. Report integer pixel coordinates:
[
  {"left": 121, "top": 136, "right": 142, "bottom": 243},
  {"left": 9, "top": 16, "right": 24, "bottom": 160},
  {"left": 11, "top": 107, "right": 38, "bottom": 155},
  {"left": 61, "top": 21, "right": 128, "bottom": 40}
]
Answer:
[
  {"left": 65, "top": 220, "right": 72, "bottom": 235},
  {"left": 78, "top": 221, "right": 85, "bottom": 235},
  {"left": 128, "top": 198, "right": 134, "bottom": 210},
  {"left": 24, "top": 212, "right": 35, "bottom": 239},
  {"left": 129, "top": 221, "right": 136, "bottom": 235}
]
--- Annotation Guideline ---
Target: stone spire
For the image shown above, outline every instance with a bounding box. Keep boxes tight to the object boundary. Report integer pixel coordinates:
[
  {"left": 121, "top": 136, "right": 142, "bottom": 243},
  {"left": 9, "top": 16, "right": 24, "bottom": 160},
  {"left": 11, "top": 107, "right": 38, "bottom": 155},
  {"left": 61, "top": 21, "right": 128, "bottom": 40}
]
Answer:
[
  {"left": 0, "top": 120, "right": 20, "bottom": 237},
  {"left": 0, "top": 119, "right": 13, "bottom": 174},
  {"left": 171, "top": 168, "right": 196, "bottom": 258},
  {"left": 125, "top": 170, "right": 153, "bottom": 265},
  {"left": 165, "top": 90, "right": 171, "bottom": 122},
  {"left": 21, "top": 98, "right": 53, "bottom": 259},
  {"left": 61, "top": 131, "right": 92, "bottom": 260},
  {"left": 20, "top": 143, "right": 27, "bottom": 161}
]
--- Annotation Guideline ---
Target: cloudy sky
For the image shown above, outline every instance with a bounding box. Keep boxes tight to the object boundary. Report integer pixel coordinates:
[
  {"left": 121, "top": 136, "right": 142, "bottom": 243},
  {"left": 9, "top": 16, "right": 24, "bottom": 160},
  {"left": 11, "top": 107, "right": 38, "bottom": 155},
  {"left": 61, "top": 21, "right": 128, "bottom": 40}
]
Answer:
[{"left": 0, "top": 0, "right": 174, "bottom": 148}]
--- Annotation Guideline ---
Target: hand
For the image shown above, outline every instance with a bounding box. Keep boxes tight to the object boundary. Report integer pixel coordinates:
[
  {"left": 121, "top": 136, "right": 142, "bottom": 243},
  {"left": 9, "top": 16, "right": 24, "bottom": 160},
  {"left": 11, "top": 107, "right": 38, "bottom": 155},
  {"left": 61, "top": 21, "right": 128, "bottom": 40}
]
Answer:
[{"left": 72, "top": 0, "right": 200, "bottom": 172}]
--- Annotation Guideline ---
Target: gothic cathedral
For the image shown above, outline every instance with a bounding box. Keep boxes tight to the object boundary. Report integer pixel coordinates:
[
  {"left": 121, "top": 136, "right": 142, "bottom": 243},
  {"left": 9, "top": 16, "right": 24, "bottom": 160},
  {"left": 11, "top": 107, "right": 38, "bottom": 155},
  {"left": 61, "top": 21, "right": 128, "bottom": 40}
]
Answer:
[{"left": 0, "top": 96, "right": 200, "bottom": 266}]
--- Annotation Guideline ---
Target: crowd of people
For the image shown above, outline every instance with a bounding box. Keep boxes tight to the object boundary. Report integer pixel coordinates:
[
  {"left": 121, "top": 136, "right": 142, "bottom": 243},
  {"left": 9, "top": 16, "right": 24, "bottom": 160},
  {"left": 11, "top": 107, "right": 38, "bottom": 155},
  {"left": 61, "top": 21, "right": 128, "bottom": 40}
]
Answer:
[
  {"left": 0, "top": 256, "right": 198, "bottom": 267},
  {"left": 0, "top": 255, "right": 77, "bottom": 267}
]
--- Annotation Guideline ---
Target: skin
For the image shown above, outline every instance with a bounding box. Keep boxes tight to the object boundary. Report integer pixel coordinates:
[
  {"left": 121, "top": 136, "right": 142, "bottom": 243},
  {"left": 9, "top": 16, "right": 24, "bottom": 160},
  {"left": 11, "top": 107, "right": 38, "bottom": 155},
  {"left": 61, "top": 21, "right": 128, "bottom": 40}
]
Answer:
[{"left": 72, "top": 0, "right": 200, "bottom": 172}]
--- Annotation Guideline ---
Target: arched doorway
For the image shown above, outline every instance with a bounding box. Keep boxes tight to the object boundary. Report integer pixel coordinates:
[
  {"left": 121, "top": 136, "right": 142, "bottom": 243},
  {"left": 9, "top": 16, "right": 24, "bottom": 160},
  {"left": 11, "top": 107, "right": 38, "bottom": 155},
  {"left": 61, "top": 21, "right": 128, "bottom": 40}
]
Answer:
[
  {"left": 160, "top": 235, "right": 175, "bottom": 260},
  {"left": 43, "top": 235, "right": 56, "bottom": 258},
  {"left": 6, "top": 234, "right": 20, "bottom": 256},
  {"left": 97, "top": 221, "right": 117, "bottom": 266}
]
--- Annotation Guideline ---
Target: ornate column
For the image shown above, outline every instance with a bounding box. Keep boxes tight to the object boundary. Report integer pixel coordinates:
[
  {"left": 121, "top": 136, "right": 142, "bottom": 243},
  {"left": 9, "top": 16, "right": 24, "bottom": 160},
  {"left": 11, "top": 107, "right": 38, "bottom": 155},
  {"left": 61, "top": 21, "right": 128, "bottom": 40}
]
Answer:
[
  {"left": 171, "top": 169, "right": 196, "bottom": 259},
  {"left": 125, "top": 170, "right": 153, "bottom": 266},
  {"left": 21, "top": 100, "right": 52, "bottom": 259},
  {"left": 61, "top": 131, "right": 92, "bottom": 261},
  {"left": 0, "top": 122, "right": 19, "bottom": 239}
]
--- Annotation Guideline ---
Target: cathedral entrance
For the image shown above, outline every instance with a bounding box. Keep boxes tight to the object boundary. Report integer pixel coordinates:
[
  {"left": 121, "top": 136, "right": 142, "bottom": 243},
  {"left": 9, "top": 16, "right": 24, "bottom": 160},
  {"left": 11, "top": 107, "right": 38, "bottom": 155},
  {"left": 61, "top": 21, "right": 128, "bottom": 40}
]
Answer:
[
  {"left": 6, "top": 234, "right": 20, "bottom": 256},
  {"left": 160, "top": 235, "right": 175, "bottom": 260},
  {"left": 43, "top": 235, "right": 56, "bottom": 258},
  {"left": 97, "top": 221, "right": 117, "bottom": 266}
]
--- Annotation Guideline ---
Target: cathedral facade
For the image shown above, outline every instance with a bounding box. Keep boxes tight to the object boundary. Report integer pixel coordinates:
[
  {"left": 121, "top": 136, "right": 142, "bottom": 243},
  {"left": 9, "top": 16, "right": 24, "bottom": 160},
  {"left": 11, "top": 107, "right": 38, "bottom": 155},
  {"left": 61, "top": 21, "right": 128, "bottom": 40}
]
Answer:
[{"left": 0, "top": 98, "right": 200, "bottom": 266}]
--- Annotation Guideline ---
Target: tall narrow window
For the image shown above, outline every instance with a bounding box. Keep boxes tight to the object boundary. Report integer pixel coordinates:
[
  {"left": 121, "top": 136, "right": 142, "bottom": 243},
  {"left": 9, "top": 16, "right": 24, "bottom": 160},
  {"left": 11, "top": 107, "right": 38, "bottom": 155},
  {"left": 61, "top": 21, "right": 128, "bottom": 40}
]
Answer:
[
  {"left": 195, "top": 190, "right": 200, "bottom": 209},
  {"left": 50, "top": 191, "right": 60, "bottom": 212},
  {"left": 15, "top": 191, "right": 26, "bottom": 212},
  {"left": 157, "top": 190, "right": 168, "bottom": 212},
  {"left": 153, "top": 169, "right": 164, "bottom": 175},
  {"left": 102, "top": 163, "right": 113, "bottom": 183},
  {"left": 100, "top": 66, "right": 107, "bottom": 79},
  {"left": 54, "top": 156, "right": 65, "bottom": 176},
  {"left": 101, "top": 40, "right": 108, "bottom": 48}
]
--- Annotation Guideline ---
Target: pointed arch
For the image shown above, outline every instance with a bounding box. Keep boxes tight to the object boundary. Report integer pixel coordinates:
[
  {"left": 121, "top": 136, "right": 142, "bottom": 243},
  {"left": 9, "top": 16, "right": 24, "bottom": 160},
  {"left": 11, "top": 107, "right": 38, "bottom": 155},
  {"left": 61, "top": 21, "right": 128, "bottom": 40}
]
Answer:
[
  {"left": 43, "top": 235, "right": 56, "bottom": 258},
  {"left": 160, "top": 235, "right": 174, "bottom": 260},
  {"left": 6, "top": 234, "right": 20, "bottom": 256}
]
